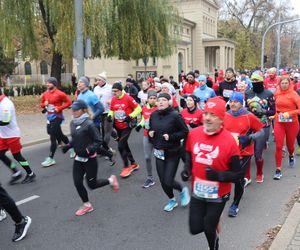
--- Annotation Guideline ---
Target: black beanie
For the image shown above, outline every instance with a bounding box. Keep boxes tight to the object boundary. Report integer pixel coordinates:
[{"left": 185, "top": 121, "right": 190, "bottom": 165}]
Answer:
[
  {"left": 226, "top": 67, "right": 235, "bottom": 74},
  {"left": 112, "top": 81, "right": 123, "bottom": 91},
  {"left": 186, "top": 71, "right": 195, "bottom": 78},
  {"left": 158, "top": 92, "right": 171, "bottom": 101},
  {"left": 187, "top": 94, "right": 200, "bottom": 104},
  {"left": 47, "top": 77, "right": 58, "bottom": 86},
  {"left": 147, "top": 90, "right": 157, "bottom": 99}
]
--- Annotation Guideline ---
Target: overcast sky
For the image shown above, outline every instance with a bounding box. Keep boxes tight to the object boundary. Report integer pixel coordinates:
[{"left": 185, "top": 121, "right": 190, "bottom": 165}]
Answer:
[{"left": 290, "top": 0, "right": 300, "bottom": 15}]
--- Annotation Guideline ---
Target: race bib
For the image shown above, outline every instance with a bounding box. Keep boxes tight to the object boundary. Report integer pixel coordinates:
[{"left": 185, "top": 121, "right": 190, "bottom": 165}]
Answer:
[
  {"left": 193, "top": 177, "right": 219, "bottom": 199},
  {"left": 75, "top": 155, "right": 89, "bottom": 162},
  {"left": 46, "top": 104, "right": 55, "bottom": 112},
  {"left": 144, "top": 119, "right": 150, "bottom": 130},
  {"left": 223, "top": 89, "right": 233, "bottom": 98},
  {"left": 278, "top": 114, "right": 292, "bottom": 122},
  {"left": 154, "top": 149, "right": 165, "bottom": 160},
  {"left": 114, "top": 110, "right": 126, "bottom": 121}
]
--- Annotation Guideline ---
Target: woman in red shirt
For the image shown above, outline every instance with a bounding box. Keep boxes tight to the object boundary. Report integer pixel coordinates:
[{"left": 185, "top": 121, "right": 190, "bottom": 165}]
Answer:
[{"left": 273, "top": 76, "right": 300, "bottom": 180}]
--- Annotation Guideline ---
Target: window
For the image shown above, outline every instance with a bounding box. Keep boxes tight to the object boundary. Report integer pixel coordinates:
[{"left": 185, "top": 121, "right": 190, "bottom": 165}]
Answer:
[
  {"left": 136, "top": 60, "right": 139, "bottom": 66},
  {"left": 152, "top": 57, "right": 156, "bottom": 66},
  {"left": 187, "top": 28, "right": 189, "bottom": 35},
  {"left": 40, "top": 61, "right": 48, "bottom": 75},
  {"left": 24, "top": 62, "right": 32, "bottom": 75}
]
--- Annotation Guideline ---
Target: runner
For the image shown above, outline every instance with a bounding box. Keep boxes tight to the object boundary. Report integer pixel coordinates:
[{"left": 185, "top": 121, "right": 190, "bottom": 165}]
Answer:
[
  {"left": 180, "top": 95, "right": 203, "bottom": 129},
  {"left": 61, "top": 100, "right": 119, "bottom": 216},
  {"left": 218, "top": 68, "right": 238, "bottom": 104},
  {"left": 0, "top": 184, "right": 31, "bottom": 241},
  {"left": 264, "top": 67, "right": 280, "bottom": 93},
  {"left": 136, "top": 90, "right": 158, "bottom": 188},
  {"left": 245, "top": 74, "right": 275, "bottom": 184},
  {"left": 148, "top": 93, "right": 190, "bottom": 212},
  {"left": 181, "top": 96, "right": 242, "bottom": 250},
  {"left": 224, "top": 92, "right": 264, "bottom": 217},
  {"left": 108, "top": 81, "right": 142, "bottom": 178},
  {"left": 137, "top": 81, "right": 151, "bottom": 106},
  {"left": 193, "top": 75, "right": 216, "bottom": 110},
  {"left": 40, "top": 77, "right": 73, "bottom": 167},
  {"left": 273, "top": 76, "right": 300, "bottom": 179},
  {"left": 161, "top": 83, "right": 179, "bottom": 111},
  {"left": 180, "top": 71, "right": 200, "bottom": 108},
  {"left": 0, "top": 93, "right": 36, "bottom": 184}
]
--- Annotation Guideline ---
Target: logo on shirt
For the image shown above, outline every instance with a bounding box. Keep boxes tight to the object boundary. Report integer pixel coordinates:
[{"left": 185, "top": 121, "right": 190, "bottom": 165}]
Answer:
[{"left": 193, "top": 142, "right": 219, "bottom": 165}]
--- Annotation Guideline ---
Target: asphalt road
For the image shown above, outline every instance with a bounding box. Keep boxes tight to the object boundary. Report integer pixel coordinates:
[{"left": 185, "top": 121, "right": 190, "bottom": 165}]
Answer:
[{"left": 0, "top": 131, "right": 300, "bottom": 250}]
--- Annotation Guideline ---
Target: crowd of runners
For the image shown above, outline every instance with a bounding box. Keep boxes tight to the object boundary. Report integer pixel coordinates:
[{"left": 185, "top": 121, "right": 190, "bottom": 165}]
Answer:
[{"left": 1, "top": 67, "right": 300, "bottom": 249}]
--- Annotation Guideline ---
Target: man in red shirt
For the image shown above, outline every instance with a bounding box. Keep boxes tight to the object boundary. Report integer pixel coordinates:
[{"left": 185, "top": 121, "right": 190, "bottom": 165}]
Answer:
[
  {"left": 181, "top": 97, "right": 241, "bottom": 250},
  {"left": 264, "top": 67, "right": 280, "bottom": 93},
  {"left": 108, "top": 81, "right": 142, "bottom": 178},
  {"left": 40, "top": 77, "right": 72, "bottom": 167},
  {"left": 180, "top": 72, "right": 200, "bottom": 108}
]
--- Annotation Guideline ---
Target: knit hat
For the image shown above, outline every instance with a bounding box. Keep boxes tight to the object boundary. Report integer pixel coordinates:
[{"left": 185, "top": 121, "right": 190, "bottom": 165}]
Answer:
[
  {"left": 204, "top": 97, "right": 226, "bottom": 120},
  {"left": 46, "top": 77, "right": 58, "bottom": 86},
  {"left": 153, "top": 77, "right": 160, "bottom": 82},
  {"left": 71, "top": 99, "right": 88, "bottom": 110},
  {"left": 218, "top": 69, "right": 224, "bottom": 75},
  {"left": 158, "top": 92, "right": 171, "bottom": 101},
  {"left": 198, "top": 75, "right": 207, "bottom": 83},
  {"left": 186, "top": 71, "right": 195, "bottom": 78},
  {"left": 187, "top": 94, "right": 200, "bottom": 104},
  {"left": 126, "top": 78, "right": 134, "bottom": 84},
  {"left": 112, "top": 81, "right": 123, "bottom": 91},
  {"left": 229, "top": 92, "right": 244, "bottom": 105},
  {"left": 268, "top": 67, "right": 277, "bottom": 74},
  {"left": 226, "top": 67, "right": 235, "bottom": 74},
  {"left": 97, "top": 71, "right": 107, "bottom": 82},
  {"left": 155, "top": 82, "right": 162, "bottom": 89},
  {"left": 79, "top": 76, "right": 89, "bottom": 87},
  {"left": 147, "top": 90, "right": 157, "bottom": 99},
  {"left": 251, "top": 73, "right": 263, "bottom": 82}
]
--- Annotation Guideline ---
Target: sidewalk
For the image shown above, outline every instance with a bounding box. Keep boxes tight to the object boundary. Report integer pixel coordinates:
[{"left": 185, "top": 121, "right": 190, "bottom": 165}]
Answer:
[{"left": 18, "top": 110, "right": 72, "bottom": 147}]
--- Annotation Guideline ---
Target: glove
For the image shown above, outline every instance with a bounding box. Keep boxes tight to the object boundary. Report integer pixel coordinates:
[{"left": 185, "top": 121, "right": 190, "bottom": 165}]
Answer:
[
  {"left": 189, "top": 122, "right": 198, "bottom": 128},
  {"left": 205, "top": 167, "right": 219, "bottom": 181},
  {"left": 124, "top": 116, "right": 132, "bottom": 123},
  {"left": 41, "top": 108, "right": 47, "bottom": 114},
  {"left": 238, "top": 135, "right": 252, "bottom": 149},
  {"left": 61, "top": 144, "right": 71, "bottom": 154},
  {"left": 107, "top": 116, "right": 113, "bottom": 122},
  {"left": 181, "top": 170, "right": 190, "bottom": 182},
  {"left": 135, "top": 124, "right": 142, "bottom": 132}
]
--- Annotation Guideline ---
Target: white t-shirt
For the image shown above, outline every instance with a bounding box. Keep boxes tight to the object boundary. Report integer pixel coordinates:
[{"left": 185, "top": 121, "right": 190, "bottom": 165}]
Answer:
[
  {"left": 137, "top": 91, "right": 148, "bottom": 106},
  {"left": 94, "top": 83, "right": 113, "bottom": 113},
  {"left": 0, "top": 97, "right": 21, "bottom": 138}
]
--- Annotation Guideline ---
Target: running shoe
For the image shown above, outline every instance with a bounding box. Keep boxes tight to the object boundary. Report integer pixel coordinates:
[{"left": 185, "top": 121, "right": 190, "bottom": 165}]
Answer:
[
  {"left": 21, "top": 173, "right": 36, "bottom": 184},
  {"left": 289, "top": 154, "right": 296, "bottom": 167},
  {"left": 180, "top": 187, "right": 191, "bottom": 207},
  {"left": 256, "top": 174, "right": 264, "bottom": 183},
  {"left": 142, "top": 178, "right": 155, "bottom": 188},
  {"left": 273, "top": 169, "right": 282, "bottom": 180},
  {"left": 130, "top": 163, "right": 140, "bottom": 171},
  {"left": 164, "top": 198, "right": 178, "bottom": 212},
  {"left": 244, "top": 178, "right": 252, "bottom": 188},
  {"left": 9, "top": 171, "right": 22, "bottom": 185},
  {"left": 12, "top": 216, "right": 32, "bottom": 242},
  {"left": 296, "top": 147, "right": 300, "bottom": 156},
  {"left": 69, "top": 148, "right": 76, "bottom": 159},
  {"left": 0, "top": 209, "right": 7, "bottom": 222},
  {"left": 109, "top": 175, "right": 119, "bottom": 192},
  {"left": 228, "top": 204, "right": 239, "bottom": 217},
  {"left": 41, "top": 157, "right": 56, "bottom": 167},
  {"left": 120, "top": 167, "right": 133, "bottom": 178},
  {"left": 75, "top": 205, "right": 94, "bottom": 216}
]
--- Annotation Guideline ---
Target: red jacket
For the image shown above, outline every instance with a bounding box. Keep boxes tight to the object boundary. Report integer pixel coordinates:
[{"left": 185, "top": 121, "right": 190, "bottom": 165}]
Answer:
[
  {"left": 181, "top": 81, "right": 200, "bottom": 95},
  {"left": 40, "top": 88, "right": 71, "bottom": 114}
]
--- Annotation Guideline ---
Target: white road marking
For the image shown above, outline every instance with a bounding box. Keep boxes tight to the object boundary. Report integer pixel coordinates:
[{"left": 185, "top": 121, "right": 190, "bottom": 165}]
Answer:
[{"left": 16, "top": 195, "right": 40, "bottom": 206}]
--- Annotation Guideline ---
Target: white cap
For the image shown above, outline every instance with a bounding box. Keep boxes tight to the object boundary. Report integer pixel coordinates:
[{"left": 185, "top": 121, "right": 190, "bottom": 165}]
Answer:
[
  {"left": 154, "top": 77, "right": 160, "bottom": 82},
  {"left": 97, "top": 71, "right": 107, "bottom": 82},
  {"left": 294, "top": 73, "right": 300, "bottom": 78}
]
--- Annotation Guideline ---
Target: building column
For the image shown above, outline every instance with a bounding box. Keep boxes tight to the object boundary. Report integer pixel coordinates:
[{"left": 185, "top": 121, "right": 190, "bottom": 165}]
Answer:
[{"left": 219, "top": 46, "right": 226, "bottom": 70}]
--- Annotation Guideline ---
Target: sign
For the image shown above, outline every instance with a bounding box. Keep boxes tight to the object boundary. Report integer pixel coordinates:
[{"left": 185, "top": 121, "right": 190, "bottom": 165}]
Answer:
[{"left": 136, "top": 71, "right": 157, "bottom": 81}]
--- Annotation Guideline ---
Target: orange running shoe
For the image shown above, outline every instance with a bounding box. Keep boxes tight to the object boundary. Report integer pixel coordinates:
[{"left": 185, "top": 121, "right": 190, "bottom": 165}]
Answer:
[
  {"left": 130, "top": 163, "right": 140, "bottom": 171},
  {"left": 120, "top": 167, "right": 133, "bottom": 178}
]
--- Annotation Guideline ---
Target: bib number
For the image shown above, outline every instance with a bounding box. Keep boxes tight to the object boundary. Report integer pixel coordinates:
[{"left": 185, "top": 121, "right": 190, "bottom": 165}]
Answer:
[
  {"left": 114, "top": 110, "right": 126, "bottom": 121},
  {"left": 223, "top": 89, "right": 233, "bottom": 98},
  {"left": 278, "top": 114, "right": 292, "bottom": 122},
  {"left": 46, "top": 104, "right": 55, "bottom": 112},
  {"left": 144, "top": 120, "right": 150, "bottom": 130},
  {"left": 193, "top": 177, "right": 219, "bottom": 199},
  {"left": 154, "top": 149, "right": 165, "bottom": 160},
  {"left": 75, "top": 155, "right": 89, "bottom": 162}
]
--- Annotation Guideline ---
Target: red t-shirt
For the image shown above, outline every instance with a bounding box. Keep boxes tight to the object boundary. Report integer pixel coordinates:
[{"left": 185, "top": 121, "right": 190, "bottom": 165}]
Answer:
[
  {"left": 142, "top": 105, "right": 158, "bottom": 136},
  {"left": 172, "top": 96, "right": 179, "bottom": 108},
  {"left": 181, "top": 81, "right": 200, "bottom": 95},
  {"left": 264, "top": 76, "right": 280, "bottom": 93},
  {"left": 40, "top": 88, "right": 71, "bottom": 114},
  {"left": 224, "top": 112, "right": 263, "bottom": 156},
  {"left": 110, "top": 93, "right": 139, "bottom": 129},
  {"left": 186, "top": 126, "right": 240, "bottom": 197},
  {"left": 181, "top": 108, "right": 203, "bottom": 128}
]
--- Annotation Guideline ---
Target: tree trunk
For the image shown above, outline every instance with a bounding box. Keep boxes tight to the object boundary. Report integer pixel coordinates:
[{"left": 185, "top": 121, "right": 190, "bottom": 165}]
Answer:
[{"left": 51, "top": 51, "right": 63, "bottom": 87}]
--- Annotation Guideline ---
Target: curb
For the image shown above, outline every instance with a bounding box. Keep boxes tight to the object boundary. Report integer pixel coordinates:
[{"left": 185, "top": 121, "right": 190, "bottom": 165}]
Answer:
[
  {"left": 22, "top": 133, "right": 71, "bottom": 148},
  {"left": 269, "top": 201, "right": 300, "bottom": 250}
]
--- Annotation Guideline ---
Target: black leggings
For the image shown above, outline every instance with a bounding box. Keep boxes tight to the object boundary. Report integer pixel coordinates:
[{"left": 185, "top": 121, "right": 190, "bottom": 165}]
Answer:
[
  {"left": 0, "top": 185, "right": 23, "bottom": 223},
  {"left": 232, "top": 156, "right": 251, "bottom": 207},
  {"left": 155, "top": 152, "right": 182, "bottom": 199},
  {"left": 189, "top": 196, "right": 226, "bottom": 250},
  {"left": 0, "top": 150, "right": 32, "bottom": 175},
  {"left": 116, "top": 127, "right": 135, "bottom": 167},
  {"left": 73, "top": 158, "right": 109, "bottom": 203},
  {"left": 47, "top": 118, "right": 69, "bottom": 158}
]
